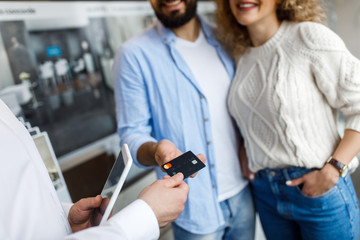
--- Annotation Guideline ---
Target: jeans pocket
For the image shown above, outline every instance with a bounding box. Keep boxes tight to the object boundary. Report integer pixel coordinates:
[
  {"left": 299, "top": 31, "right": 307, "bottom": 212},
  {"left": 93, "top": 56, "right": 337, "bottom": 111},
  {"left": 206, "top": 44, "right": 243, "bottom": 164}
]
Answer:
[{"left": 295, "top": 181, "right": 338, "bottom": 199}]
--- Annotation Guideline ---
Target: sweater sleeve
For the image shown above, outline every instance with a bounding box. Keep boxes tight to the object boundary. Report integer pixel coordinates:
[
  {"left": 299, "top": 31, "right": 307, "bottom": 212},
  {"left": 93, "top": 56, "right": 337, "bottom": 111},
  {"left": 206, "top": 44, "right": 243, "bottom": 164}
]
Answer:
[{"left": 300, "top": 22, "right": 360, "bottom": 133}]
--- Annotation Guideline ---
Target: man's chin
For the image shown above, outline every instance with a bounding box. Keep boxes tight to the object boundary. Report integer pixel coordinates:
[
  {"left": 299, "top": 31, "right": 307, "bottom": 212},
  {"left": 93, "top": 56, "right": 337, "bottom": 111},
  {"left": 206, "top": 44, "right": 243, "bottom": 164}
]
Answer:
[{"left": 158, "top": 15, "right": 192, "bottom": 28}]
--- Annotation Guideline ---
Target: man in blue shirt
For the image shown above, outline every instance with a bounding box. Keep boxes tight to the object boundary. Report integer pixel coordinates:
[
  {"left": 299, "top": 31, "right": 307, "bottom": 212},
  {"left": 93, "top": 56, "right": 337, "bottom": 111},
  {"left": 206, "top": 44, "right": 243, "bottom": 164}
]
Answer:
[{"left": 114, "top": 0, "right": 255, "bottom": 239}]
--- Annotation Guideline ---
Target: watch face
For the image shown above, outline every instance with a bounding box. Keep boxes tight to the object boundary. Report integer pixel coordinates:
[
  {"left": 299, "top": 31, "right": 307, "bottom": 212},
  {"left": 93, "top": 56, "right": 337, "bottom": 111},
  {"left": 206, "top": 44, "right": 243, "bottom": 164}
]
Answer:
[{"left": 341, "top": 167, "right": 349, "bottom": 178}]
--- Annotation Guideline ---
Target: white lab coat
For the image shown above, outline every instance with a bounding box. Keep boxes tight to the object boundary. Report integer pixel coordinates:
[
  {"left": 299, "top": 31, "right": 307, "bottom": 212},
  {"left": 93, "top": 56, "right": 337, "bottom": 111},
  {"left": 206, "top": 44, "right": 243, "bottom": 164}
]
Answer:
[{"left": 0, "top": 100, "right": 159, "bottom": 240}]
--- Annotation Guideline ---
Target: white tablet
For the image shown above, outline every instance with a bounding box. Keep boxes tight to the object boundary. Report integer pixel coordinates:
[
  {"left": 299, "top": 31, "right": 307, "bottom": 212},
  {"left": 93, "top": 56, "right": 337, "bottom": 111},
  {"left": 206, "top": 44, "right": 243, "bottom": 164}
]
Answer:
[{"left": 99, "top": 143, "right": 133, "bottom": 225}]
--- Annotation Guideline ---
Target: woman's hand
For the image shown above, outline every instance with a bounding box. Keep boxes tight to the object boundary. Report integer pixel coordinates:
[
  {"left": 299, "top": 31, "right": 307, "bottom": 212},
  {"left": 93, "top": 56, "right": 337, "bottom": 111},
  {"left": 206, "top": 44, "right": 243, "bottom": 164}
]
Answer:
[
  {"left": 286, "top": 164, "right": 340, "bottom": 197},
  {"left": 238, "top": 143, "right": 255, "bottom": 181}
]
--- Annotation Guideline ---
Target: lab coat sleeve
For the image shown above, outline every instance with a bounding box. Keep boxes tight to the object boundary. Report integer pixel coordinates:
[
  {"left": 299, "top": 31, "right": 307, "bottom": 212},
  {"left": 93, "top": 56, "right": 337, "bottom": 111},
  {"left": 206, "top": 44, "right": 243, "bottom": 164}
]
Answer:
[
  {"left": 62, "top": 202, "right": 74, "bottom": 218},
  {"left": 65, "top": 199, "right": 160, "bottom": 240}
]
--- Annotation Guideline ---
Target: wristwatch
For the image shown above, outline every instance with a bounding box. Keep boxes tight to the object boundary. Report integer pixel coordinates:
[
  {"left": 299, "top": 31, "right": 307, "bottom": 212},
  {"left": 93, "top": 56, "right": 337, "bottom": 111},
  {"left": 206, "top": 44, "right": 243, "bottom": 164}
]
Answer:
[{"left": 326, "top": 156, "right": 349, "bottom": 177}]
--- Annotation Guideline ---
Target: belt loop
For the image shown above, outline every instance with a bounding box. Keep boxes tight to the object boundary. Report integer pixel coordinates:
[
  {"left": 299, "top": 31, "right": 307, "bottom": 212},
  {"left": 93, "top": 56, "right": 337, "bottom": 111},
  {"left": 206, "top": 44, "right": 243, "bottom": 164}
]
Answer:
[{"left": 282, "top": 168, "right": 291, "bottom": 181}]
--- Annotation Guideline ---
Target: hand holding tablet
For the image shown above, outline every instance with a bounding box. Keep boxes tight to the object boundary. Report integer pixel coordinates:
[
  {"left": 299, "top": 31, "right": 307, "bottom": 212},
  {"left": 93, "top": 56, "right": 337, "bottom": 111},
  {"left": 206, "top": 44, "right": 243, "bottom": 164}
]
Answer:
[
  {"left": 99, "top": 144, "right": 133, "bottom": 225},
  {"left": 97, "top": 143, "right": 204, "bottom": 227}
]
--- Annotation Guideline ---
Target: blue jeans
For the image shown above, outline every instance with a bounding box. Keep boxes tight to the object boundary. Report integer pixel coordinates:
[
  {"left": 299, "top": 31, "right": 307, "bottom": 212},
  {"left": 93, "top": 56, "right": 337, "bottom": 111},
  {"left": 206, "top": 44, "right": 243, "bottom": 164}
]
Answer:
[
  {"left": 172, "top": 184, "right": 255, "bottom": 240},
  {"left": 253, "top": 167, "right": 359, "bottom": 240}
]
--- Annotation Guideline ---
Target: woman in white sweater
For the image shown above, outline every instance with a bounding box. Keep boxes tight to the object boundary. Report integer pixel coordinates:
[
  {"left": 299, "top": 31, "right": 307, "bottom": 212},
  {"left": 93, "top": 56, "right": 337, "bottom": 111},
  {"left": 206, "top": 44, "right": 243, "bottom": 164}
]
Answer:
[{"left": 215, "top": 0, "right": 360, "bottom": 239}]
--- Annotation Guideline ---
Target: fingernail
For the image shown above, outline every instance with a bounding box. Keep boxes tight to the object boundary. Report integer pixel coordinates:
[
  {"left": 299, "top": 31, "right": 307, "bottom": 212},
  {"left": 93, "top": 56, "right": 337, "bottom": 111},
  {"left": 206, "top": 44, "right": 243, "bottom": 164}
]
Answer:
[
  {"left": 249, "top": 174, "right": 255, "bottom": 180},
  {"left": 286, "top": 180, "right": 292, "bottom": 185}
]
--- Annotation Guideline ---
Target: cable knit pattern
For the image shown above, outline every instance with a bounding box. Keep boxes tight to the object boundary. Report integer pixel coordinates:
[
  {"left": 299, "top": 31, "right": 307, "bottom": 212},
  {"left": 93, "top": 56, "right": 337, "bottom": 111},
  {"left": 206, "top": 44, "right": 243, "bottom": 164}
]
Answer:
[
  {"left": 228, "top": 21, "right": 360, "bottom": 172},
  {"left": 342, "top": 54, "right": 360, "bottom": 90},
  {"left": 250, "top": 113, "right": 276, "bottom": 153},
  {"left": 241, "top": 63, "right": 264, "bottom": 106},
  {"left": 272, "top": 49, "right": 299, "bottom": 162},
  {"left": 300, "top": 22, "right": 345, "bottom": 51}
]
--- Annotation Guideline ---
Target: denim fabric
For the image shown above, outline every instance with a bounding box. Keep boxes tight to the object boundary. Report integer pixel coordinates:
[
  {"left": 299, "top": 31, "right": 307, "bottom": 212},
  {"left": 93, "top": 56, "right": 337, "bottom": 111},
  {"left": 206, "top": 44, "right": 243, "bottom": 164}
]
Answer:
[
  {"left": 172, "top": 185, "right": 255, "bottom": 240},
  {"left": 252, "top": 167, "right": 359, "bottom": 240}
]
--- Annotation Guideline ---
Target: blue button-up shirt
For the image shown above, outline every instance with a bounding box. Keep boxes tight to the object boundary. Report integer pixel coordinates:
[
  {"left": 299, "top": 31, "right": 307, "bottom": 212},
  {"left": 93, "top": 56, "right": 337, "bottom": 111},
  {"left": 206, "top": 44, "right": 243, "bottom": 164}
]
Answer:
[{"left": 113, "top": 17, "right": 235, "bottom": 234}]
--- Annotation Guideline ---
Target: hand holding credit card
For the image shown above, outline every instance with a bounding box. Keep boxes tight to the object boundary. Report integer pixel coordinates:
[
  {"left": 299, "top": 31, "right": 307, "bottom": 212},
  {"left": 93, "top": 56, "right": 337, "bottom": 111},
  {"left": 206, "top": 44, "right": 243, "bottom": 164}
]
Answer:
[{"left": 161, "top": 151, "right": 206, "bottom": 179}]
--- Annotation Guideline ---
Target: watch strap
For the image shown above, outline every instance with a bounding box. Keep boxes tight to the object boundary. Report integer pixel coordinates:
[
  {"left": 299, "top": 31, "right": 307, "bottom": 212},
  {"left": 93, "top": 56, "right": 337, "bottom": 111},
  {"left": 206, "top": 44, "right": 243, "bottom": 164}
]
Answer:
[
  {"left": 326, "top": 156, "right": 348, "bottom": 177},
  {"left": 327, "top": 157, "right": 344, "bottom": 170}
]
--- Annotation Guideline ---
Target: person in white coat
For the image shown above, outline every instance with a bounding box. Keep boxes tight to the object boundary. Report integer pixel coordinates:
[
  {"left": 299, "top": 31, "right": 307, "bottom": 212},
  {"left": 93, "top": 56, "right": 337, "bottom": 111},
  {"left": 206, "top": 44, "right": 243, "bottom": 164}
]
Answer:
[{"left": 0, "top": 99, "right": 189, "bottom": 240}]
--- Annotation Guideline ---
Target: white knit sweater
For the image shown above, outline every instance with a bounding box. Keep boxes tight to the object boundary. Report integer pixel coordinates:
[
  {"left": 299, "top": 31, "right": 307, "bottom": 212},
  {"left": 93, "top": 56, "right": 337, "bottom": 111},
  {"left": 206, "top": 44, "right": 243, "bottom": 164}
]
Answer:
[{"left": 228, "top": 21, "right": 360, "bottom": 173}]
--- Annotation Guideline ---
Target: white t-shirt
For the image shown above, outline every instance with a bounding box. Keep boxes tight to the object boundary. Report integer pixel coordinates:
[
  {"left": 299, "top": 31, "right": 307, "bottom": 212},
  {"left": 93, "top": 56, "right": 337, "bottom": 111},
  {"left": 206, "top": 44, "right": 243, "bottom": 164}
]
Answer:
[
  {"left": 175, "top": 30, "right": 247, "bottom": 201},
  {"left": 0, "top": 99, "right": 159, "bottom": 240}
]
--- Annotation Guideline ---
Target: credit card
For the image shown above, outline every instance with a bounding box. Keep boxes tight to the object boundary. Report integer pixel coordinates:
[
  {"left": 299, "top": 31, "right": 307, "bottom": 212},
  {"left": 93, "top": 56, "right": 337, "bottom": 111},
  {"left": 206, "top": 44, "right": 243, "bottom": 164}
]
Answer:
[{"left": 161, "top": 151, "right": 205, "bottom": 179}]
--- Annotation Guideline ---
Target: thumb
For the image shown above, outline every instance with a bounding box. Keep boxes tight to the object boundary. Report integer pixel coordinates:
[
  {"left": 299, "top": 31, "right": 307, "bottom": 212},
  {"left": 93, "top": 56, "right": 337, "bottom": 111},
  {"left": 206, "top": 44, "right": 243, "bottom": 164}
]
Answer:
[
  {"left": 286, "top": 177, "right": 305, "bottom": 187},
  {"left": 78, "top": 195, "right": 102, "bottom": 211},
  {"left": 164, "top": 172, "right": 184, "bottom": 187}
]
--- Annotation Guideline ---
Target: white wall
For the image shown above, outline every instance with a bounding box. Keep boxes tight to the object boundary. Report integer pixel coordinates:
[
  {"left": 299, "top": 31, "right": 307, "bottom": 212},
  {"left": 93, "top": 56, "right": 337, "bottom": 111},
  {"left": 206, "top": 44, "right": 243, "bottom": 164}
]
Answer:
[
  {"left": 331, "top": 0, "right": 360, "bottom": 201},
  {"left": 332, "top": 0, "right": 360, "bottom": 58}
]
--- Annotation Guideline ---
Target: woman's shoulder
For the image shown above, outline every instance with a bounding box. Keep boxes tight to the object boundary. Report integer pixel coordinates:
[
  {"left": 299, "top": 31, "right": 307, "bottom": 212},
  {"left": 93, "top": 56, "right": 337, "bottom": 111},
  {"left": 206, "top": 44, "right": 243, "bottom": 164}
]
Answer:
[{"left": 289, "top": 21, "right": 345, "bottom": 51}]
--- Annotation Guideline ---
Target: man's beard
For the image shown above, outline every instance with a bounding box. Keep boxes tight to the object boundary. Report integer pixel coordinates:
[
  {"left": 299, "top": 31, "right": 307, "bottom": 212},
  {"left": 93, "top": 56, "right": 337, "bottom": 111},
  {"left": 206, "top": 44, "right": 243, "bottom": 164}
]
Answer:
[{"left": 155, "top": 0, "right": 197, "bottom": 28}]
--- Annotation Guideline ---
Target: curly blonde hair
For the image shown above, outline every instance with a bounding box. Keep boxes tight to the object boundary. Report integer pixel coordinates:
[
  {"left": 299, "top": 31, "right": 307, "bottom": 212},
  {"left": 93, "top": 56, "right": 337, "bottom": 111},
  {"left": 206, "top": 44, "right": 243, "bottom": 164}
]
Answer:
[{"left": 214, "top": 0, "right": 327, "bottom": 58}]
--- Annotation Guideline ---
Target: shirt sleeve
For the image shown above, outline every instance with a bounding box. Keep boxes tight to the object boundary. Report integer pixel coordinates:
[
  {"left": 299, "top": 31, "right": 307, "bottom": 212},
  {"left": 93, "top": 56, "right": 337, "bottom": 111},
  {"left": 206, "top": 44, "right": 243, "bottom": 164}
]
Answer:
[
  {"left": 113, "top": 45, "right": 157, "bottom": 166},
  {"left": 65, "top": 199, "right": 160, "bottom": 240}
]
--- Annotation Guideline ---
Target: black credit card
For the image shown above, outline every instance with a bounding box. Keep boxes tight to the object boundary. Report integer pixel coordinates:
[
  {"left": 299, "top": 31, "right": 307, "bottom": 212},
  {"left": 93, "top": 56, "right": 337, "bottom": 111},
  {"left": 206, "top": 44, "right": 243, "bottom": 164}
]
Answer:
[{"left": 161, "top": 151, "right": 205, "bottom": 179}]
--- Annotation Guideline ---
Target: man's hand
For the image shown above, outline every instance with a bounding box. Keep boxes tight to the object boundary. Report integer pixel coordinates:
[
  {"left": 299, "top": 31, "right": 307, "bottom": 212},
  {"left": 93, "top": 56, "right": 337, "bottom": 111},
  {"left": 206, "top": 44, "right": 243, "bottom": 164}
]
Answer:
[
  {"left": 154, "top": 139, "right": 183, "bottom": 167},
  {"left": 138, "top": 140, "right": 206, "bottom": 177},
  {"left": 138, "top": 173, "right": 189, "bottom": 227},
  {"left": 286, "top": 164, "right": 340, "bottom": 197},
  {"left": 68, "top": 195, "right": 109, "bottom": 233},
  {"left": 155, "top": 139, "right": 206, "bottom": 177},
  {"left": 238, "top": 143, "right": 254, "bottom": 181}
]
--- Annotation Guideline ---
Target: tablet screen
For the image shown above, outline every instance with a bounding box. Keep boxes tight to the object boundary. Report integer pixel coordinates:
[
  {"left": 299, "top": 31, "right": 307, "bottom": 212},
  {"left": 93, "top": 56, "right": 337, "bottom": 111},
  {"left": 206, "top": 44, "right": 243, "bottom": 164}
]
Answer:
[
  {"left": 100, "top": 152, "right": 125, "bottom": 199},
  {"left": 99, "top": 144, "right": 132, "bottom": 225}
]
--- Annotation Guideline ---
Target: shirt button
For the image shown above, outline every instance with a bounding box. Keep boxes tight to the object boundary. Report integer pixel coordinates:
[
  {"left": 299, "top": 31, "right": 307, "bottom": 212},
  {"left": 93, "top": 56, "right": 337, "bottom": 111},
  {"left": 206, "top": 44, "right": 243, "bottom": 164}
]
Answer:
[
  {"left": 210, "top": 164, "right": 214, "bottom": 168},
  {"left": 212, "top": 185, "right": 216, "bottom": 189},
  {"left": 200, "top": 95, "right": 204, "bottom": 99},
  {"left": 269, "top": 171, "right": 276, "bottom": 176},
  {"left": 204, "top": 118, "right": 208, "bottom": 122},
  {"left": 207, "top": 141, "right": 211, "bottom": 145}
]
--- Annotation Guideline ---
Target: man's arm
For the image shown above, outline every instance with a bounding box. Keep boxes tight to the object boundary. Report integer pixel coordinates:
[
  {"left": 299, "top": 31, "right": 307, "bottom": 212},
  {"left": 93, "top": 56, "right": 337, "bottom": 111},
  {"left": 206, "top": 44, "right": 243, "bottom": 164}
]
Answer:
[
  {"left": 137, "top": 142, "right": 158, "bottom": 166},
  {"left": 113, "top": 46, "right": 157, "bottom": 166},
  {"left": 137, "top": 140, "right": 182, "bottom": 166}
]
